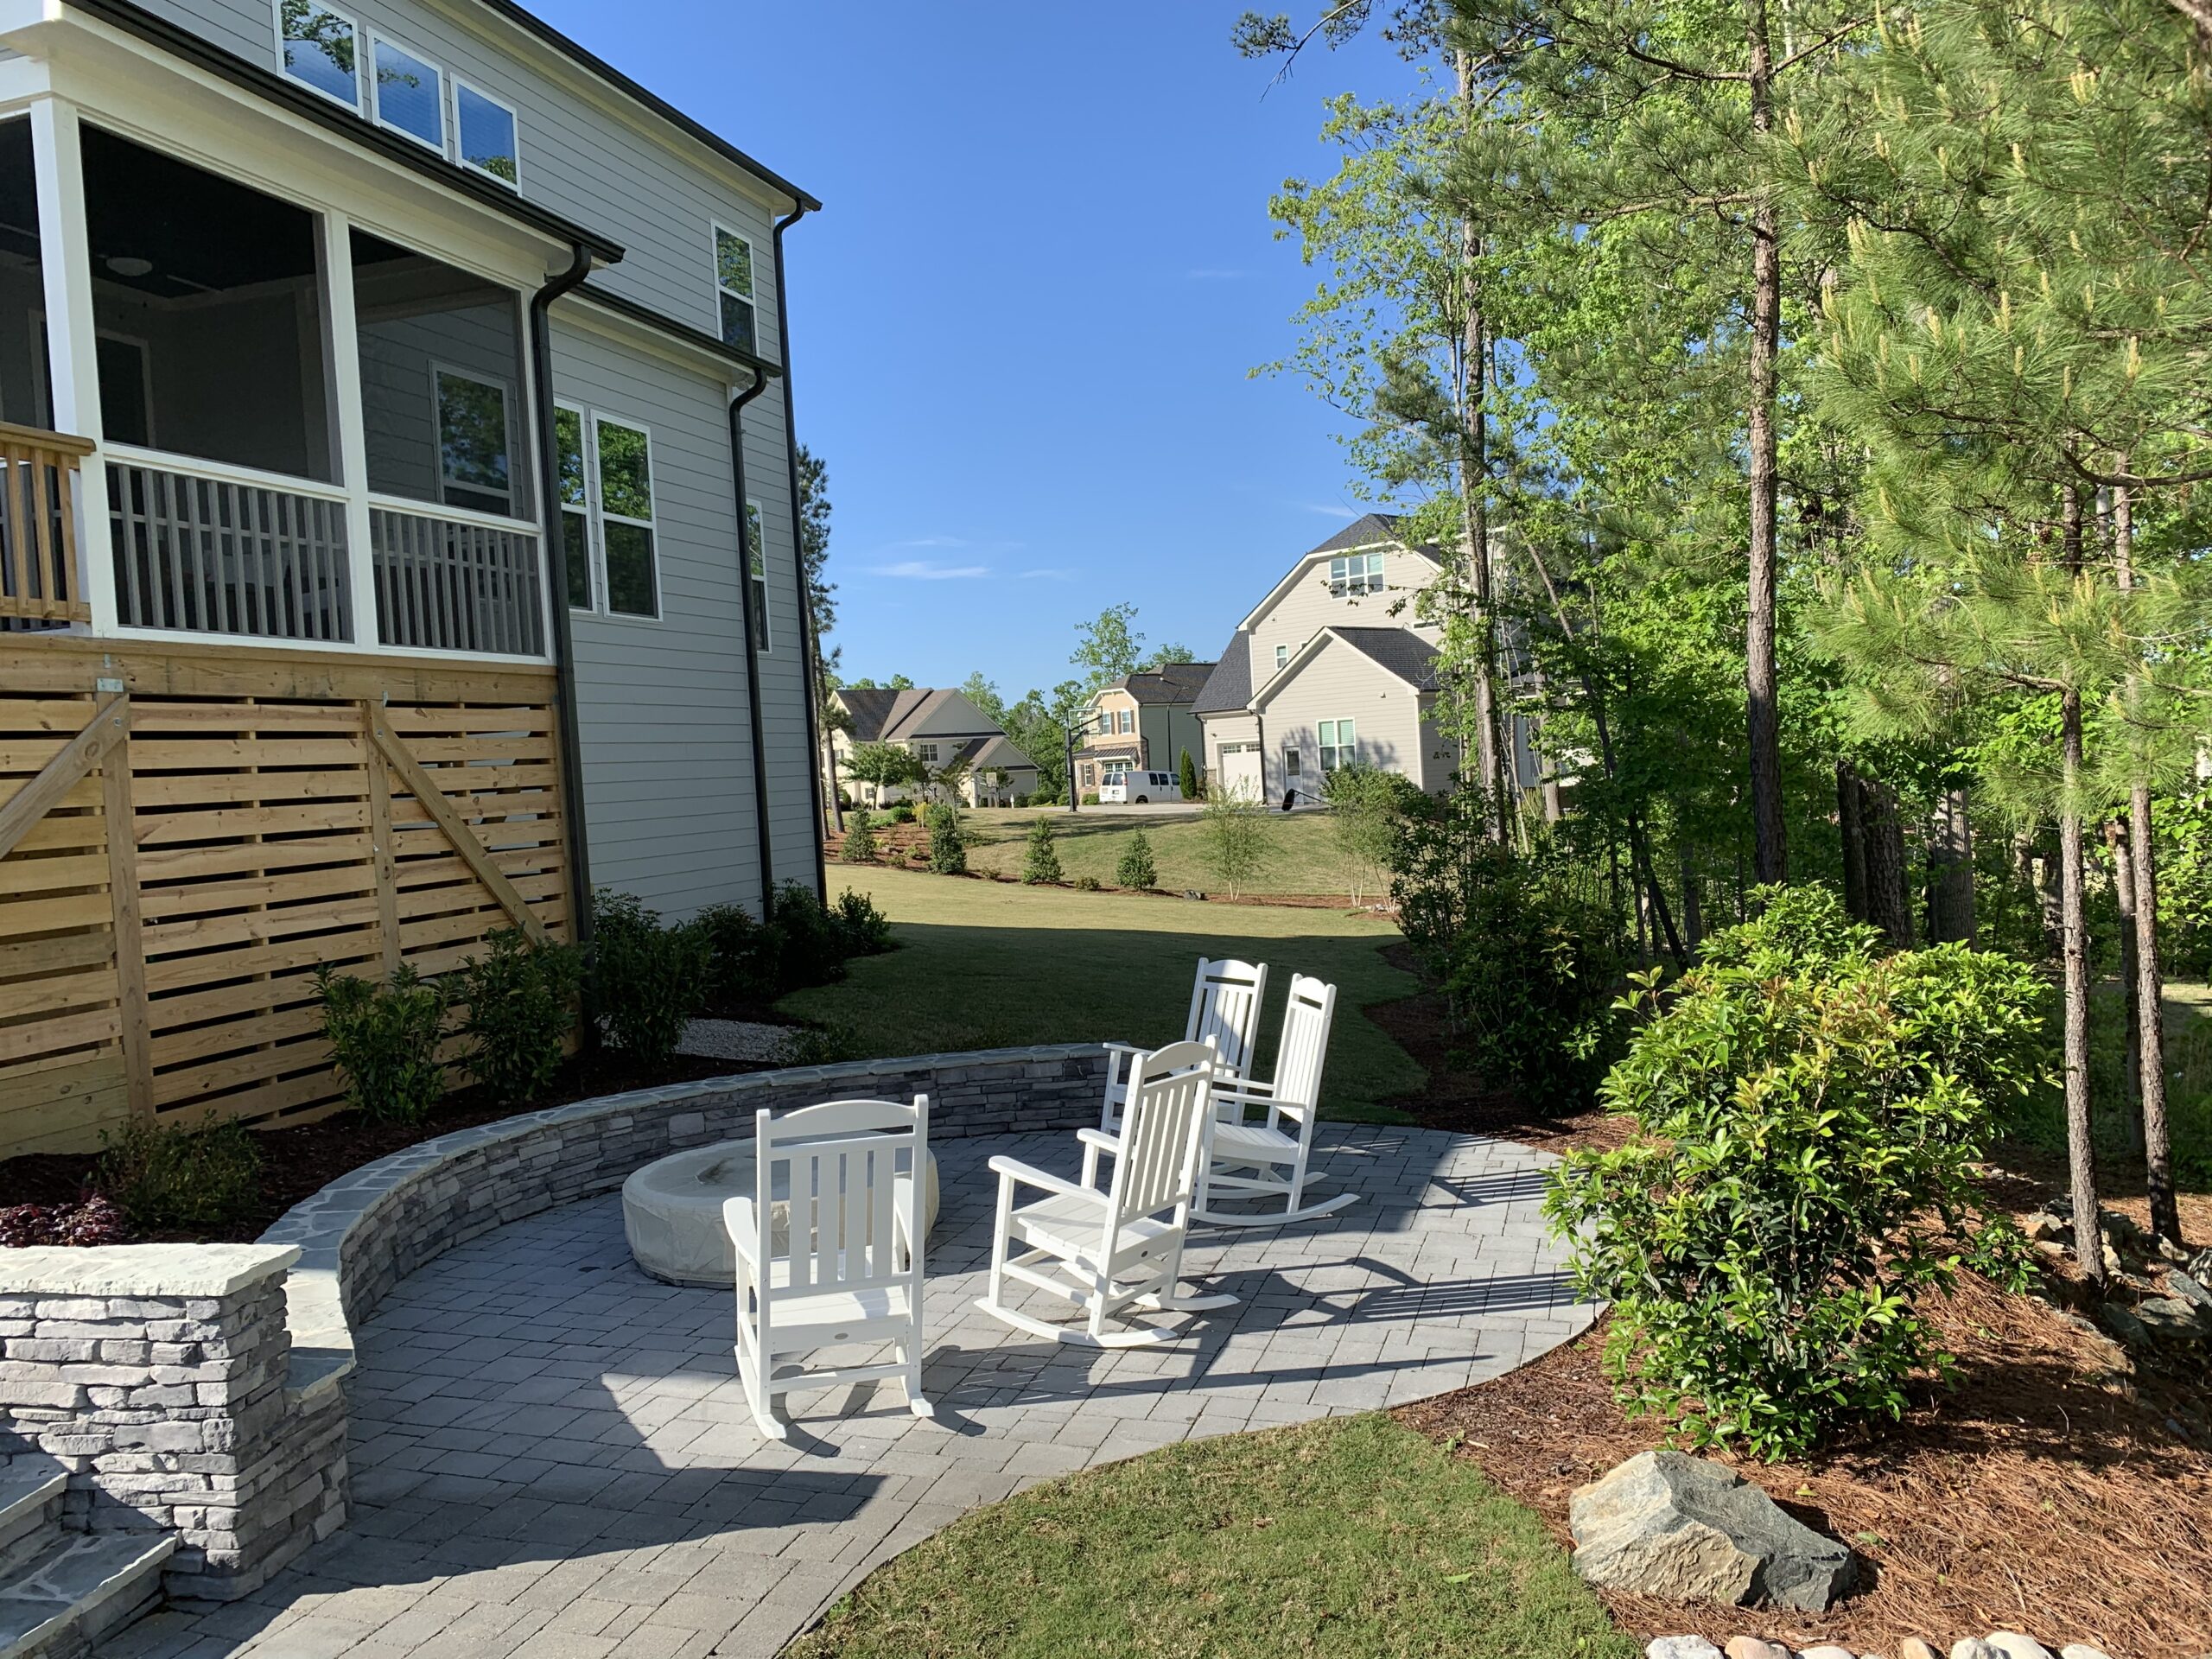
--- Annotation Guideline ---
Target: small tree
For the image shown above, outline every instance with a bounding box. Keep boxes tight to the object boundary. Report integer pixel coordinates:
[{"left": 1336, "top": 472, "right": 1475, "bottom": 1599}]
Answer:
[
  {"left": 842, "top": 807, "right": 878, "bottom": 864},
  {"left": 845, "top": 741, "right": 924, "bottom": 805},
  {"left": 1116, "top": 830, "right": 1158, "bottom": 890},
  {"left": 1021, "top": 817, "right": 1064, "bottom": 885},
  {"left": 1178, "top": 747, "right": 1199, "bottom": 801},
  {"left": 1199, "top": 789, "right": 1271, "bottom": 899},
  {"left": 926, "top": 803, "right": 966, "bottom": 874},
  {"left": 1325, "top": 764, "right": 1418, "bottom": 906}
]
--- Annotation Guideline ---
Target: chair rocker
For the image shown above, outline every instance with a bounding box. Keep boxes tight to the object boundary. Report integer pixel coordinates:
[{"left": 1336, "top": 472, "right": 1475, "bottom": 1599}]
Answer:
[
  {"left": 1100, "top": 957, "right": 1268, "bottom": 1130},
  {"left": 1194, "top": 974, "right": 1357, "bottom": 1228},
  {"left": 979, "top": 1041, "right": 1235, "bottom": 1349},
  {"left": 725, "top": 1096, "right": 932, "bottom": 1440}
]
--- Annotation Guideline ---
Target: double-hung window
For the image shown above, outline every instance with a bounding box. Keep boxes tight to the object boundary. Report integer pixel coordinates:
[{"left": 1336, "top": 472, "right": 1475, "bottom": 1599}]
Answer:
[
  {"left": 370, "top": 35, "right": 445, "bottom": 151},
  {"left": 1318, "top": 719, "right": 1357, "bottom": 772},
  {"left": 278, "top": 0, "right": 360, "bottom": 106},
  {"left": 1327, "top": 552, "right": 1385, "bottom": 597},
  {"left": 556, "top": 404, "right": 659, "bottom": 620},
  {"left": 745, "top": 500, "right": 770, "bottom": 652},
  {"left": 1117, "top": 709, "right": 1134, "bottom": 734},
  {"left": 1274, "top": 643, "right": 1289, "bottom": 671},
  {"left": 714, "top": 225, "right": 757, "bottom": 353}
]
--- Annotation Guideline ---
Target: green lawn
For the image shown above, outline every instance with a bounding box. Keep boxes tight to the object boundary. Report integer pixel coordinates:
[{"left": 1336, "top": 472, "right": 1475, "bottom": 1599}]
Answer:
[
  {"left": 785, "top": 1414, "right": 1635, "bottom": 1659},
  {"left": 943, "top": 806, "right": 1379, "bottom": 899},
  {"left": 781, "top": 867, "right": 1424, "bottom": 1120}
]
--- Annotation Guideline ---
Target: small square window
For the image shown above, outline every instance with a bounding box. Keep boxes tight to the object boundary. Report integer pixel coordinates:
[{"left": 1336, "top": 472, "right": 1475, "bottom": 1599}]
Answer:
[
  {"left": 278, "top": 0, "right": 360, "bottom": 107},
  {"left": 455, "top": 82, "right": 519, "bottom": 188},
  {"left": 372, "top": 36, "right": 445, "bottom": 151}
]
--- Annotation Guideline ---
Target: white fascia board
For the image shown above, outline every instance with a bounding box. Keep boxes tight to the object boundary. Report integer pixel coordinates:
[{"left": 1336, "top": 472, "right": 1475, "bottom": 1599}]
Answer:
[
  {"left": 1247, "top": 627, "right": 1414, "bottom": 715},
  {"left": 1236, "top": 537, "right": 1438, "bottom": 632}
]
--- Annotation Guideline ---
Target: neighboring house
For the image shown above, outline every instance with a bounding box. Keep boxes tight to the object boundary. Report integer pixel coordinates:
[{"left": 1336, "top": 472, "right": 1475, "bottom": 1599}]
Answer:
[
  {"left": 1194, "top": 513, "right": 1535, "bottom": 804},
  {"left": 830, "top": 687, "right": 1039, "bottom": 807},
  {"left": 0, "top": 0, "right": 823, "bottom": 1154},
  {"left": 1072, "top": 661, "right": 1212, "bottom": 796}
]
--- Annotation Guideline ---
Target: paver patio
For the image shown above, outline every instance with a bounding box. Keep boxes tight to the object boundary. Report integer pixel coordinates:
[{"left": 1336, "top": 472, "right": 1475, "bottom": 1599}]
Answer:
[{"left": 108, "top": 1123, "right": 1599, "bottom": 1659}]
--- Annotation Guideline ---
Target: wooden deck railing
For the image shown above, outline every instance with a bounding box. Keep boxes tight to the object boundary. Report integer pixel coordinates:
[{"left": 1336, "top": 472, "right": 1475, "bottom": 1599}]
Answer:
[{"left": 0, "top": 422, "right": 96, "bottom": 627}]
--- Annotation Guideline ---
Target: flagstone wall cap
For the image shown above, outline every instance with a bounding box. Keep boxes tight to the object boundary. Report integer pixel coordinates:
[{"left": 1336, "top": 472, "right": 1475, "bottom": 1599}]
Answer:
[{"left": 0, "top": 1243, "right": 301, "bottom": 1299}]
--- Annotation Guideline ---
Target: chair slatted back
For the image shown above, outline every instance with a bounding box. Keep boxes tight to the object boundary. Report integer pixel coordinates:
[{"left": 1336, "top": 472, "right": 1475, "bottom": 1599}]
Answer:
[
  {"left": 1109, "top": 1041, "right": 1215, "bottom": 1230},
  {"left": 1186, "top": 957, "right": 1267, "bottom": 1077},
  {"left": 756, "top": 1096, "right": 926, "bottom": 1299},
  {"left": 1269, "top": 975, "right": 1338, "bottom": 1116}
]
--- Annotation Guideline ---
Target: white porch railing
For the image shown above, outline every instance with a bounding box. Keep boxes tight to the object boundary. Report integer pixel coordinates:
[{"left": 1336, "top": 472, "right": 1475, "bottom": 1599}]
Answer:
[
  {"left": 369, "top": 502, "right": 544, "bottom": 658},
  {"left": 105, "top": 446, "right": 353, "bottom": 642}
]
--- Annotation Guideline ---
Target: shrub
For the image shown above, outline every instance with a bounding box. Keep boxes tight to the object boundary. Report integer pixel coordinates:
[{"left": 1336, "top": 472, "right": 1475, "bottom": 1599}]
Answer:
[
  {"left": 455, "top": 930, "right": 582, "bottom": 1106},
  {"left": 1545, "top": 886, "right": 2049, "bottom": 1461},
  {"left": 1198, "top": 790, "right": 1271, "bottom": 898},
  {"left": 1116, "top": 830, "right": 1158, "bottom": 890},
  {"left": 1178, "top": 747, "right": 1199, "bottom": 800},
  {"left": 842, "top": 808, "right": 879, "bottom": 864},
  {"left": 94, "top": 1118, "right": 264, "bottom": 1236},
  {"left": 1075, "top": 874, "right": 1102, "bottom": 892},
  {"left": 1440, "top": 842, "right": 1626, "bottom": 1115},
  {"left": 590, "top": 890, "right": 710, "bottom": 1065},
  {"left": 1081, "top": 791, "right": 1101, "bottom": 806},
  {"left": 926, "top": 804, "right": 967, "bottom": 874},
  {"left": 696, "top": 901, "right": 772, "bottom": 1004},
  {"left": 886, "top": 802, "right": 917, "bottom": 825},
  {"left": 1327, "top": 765, "right": 1422, "bottom": 906},
  {"left": 1021, "top": 817, "right": 1064, "bottom": 885},
  {"left": 767, "top": 882, "right": 851, "bottom": 989},
  {"left": 830, "top": 887, "right": 896, "bottom": 957},
  {"left": 316, "top": 963, "right": 451, "bottom": 1123},
  {"left": 0, "top": 1196, "right": 130, "bottom": 1248},
  {"left": 1390, "top": 781, "right": 1503, "bottom": 970}
]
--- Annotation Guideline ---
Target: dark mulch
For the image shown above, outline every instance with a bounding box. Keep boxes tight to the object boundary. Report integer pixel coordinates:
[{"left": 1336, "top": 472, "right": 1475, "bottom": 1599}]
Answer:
[{"left": 0, "top": 1046, "right": 779, "bottom": 1245}]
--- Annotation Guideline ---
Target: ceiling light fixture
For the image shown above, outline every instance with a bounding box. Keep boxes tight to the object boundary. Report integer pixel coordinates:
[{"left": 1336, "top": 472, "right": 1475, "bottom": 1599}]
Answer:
[{"left": 104, "top": 256, "right": 153, "bottom": 277}]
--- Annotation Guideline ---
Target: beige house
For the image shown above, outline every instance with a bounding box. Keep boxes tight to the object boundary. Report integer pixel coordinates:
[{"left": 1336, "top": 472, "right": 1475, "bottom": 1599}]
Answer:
[
  {"left": 1193, "top": 515, "right": 1482, "bottom": 804},
  {"left": 830, "top": 687, "right": 1039, "bottom": 807},
  {"left": 1073, "top": 662, "right": 1213, "bottom": 795}
]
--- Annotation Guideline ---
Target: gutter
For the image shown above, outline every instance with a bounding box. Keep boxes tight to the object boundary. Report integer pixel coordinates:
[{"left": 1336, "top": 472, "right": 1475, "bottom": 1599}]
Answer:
[
  {"left": 728, "top": 372, "right": 777, "bottom": 911},
  {"left": 771, "top": 205, "right": 829, "bottom": 899},
  {"left": 529, "top": 244, "right": 600, "bottom": 949}
]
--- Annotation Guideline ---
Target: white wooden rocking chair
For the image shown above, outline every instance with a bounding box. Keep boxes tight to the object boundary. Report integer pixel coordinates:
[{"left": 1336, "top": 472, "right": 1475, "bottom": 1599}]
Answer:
[
  {"left": 725, "top": 1096, "right": 932, "bottom": 1440},
  {"left": 1099, "top": 957, "right": 1268, "bottom": 1129},
  {"left": 978, "top": 1041, "right": 1236, "bottom": 1348},
  {"left": 1194, "top": 973, "right": 1356, "bottom": 1227}
]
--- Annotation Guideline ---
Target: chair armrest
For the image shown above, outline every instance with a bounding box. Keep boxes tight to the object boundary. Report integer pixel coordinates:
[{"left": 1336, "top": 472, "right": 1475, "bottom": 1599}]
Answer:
[
  {"left": 1075, "top": 1128, "right": 1122, "bottom": 1159},
  {"left": 988, "top": 1155, "right": 1103, "bottom": 1205},
  {"left": 721, "top": 1196, "right": 760, "bottom": 1262},
  {"left": 1103, "top": 1041, "right": 1147, "bottom": 1058}
]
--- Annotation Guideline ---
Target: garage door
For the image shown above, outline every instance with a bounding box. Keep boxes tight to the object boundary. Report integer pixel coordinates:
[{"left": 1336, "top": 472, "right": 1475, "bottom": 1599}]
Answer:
[{"left": 1215, "top": 743, "right": 1262, "bottom": 801}]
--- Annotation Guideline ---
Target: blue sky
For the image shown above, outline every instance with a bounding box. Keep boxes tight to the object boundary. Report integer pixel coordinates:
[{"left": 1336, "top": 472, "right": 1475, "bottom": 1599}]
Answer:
[{"left": 529, "top": 2, "right": 1416, "bottom": 697}]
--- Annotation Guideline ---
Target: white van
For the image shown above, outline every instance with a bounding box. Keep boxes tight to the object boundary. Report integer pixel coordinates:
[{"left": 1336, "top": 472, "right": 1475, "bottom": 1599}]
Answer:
[{"left": 1098, "top": 769, "right": 1181, "bottom": 804}]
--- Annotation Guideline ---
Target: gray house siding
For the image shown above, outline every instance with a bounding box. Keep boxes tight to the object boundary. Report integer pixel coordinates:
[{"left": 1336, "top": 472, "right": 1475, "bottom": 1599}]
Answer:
[
  {"left": 130, "top": 0, "right": 788, "bottom": 335},
  {"left": 740, "top": 373, "right": 821, "bottom": 898}
]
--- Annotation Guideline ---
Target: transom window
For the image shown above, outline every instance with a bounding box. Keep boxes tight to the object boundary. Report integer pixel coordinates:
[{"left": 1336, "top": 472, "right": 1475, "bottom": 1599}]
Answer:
[
  {"left": 370, "top": 35, "right": 445, "bottom": 151},
  {"left": 557, "top": 404, "right": 659, "bottom": 620},
  {"left": 746, "top": 500, "right": 770, "bottom": 652},
  {"left": 1327, "top": 551, "right": 1385, "bottom": 598},
  {"left": 714, "top": 225, "right": 756, "bottom": 353},
  {"left": 278, "top": 0, "right": 360, "bottom": 107},
  {"left": 1103, "top": 759, "right": 1131, "bottom": 777},
  {"left": 454, "top": 81, "right": 519, "bottom": 188},
  {"left": 1318, "top": 719, "right": 1357, "bottom": 772}
]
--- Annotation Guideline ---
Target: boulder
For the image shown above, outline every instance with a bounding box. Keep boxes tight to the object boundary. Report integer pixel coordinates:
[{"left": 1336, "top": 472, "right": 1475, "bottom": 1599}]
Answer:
[
  {"left": 1724, "top": 1638, "right": 1787, "bottom": 1659},
  {"left": 1988, "top": 1636, "right": 2055, "bottom": 1659},
  {"left": 2098, "top": 1302, "right": 2155, "bottom": 1351},
  {"left": 1567, "top": 1450, "right": 1857, "bottom": 1613},
  {"left": 2023, "top": 1211, "right": 2066, "bottom": 1243},
  {"left": 1952, "top": 1642, "right": 2002, "bottom": 1659},
  {"left": 2167, "top": 1269, "right": 2212, "bottom": 1313},
  {"left": 1647, "top": 1640, "right": 1724, "bottom": 1659},
  {"left": 1900, "top": 1641, "right": 1942, "bottom": 1659},
  {"left": 1798, "top": 1646, "right": 1856, "bottom": 1659},
  {"left": 2058, "top": 1646, "right": 2114, "bottom": 1659},
  {"left": 2133, "top": 1297, "right": 2208, "bottom": 1342}
]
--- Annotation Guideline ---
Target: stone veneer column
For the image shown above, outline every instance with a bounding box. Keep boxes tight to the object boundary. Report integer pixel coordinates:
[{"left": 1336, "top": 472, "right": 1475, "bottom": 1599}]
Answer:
[{"left": 0, "top": 1245, "right": 347, "bottom": 1600}]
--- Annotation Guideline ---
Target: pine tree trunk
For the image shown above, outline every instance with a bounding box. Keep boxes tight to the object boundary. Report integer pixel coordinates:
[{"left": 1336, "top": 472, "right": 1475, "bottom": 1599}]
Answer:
[
  {"left": 2107, "top": 819, "right": 2146, "bottom": 1158},
  {"left": 1837, "top": 762, "right": 1867, "bottom": 921},
  {"left": 2132, "top": 789, "right": 2180, "bottom": 1244},
  {"left": 1679, "top": 841, "right": 1704, "bottom": 952},
  {"left": 1456, "top": 49, "right": 1506, "bottom": 838},
  {"left": 1860, "top": 774, "right": 1915, "bottom": 950},
  {"left": 2059, "top": 486, "right": 2104, "bottom": 1290},
  {"left": 1925, "top": 785, "right": 1975, "bottom": 944},
  {"left": 1745, "top": 0, "right": 1787, "bottom": 887}
]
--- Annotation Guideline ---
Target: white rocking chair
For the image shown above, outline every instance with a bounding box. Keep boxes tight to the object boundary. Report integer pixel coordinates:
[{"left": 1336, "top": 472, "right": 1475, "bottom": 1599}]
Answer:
[
  {"left": 1100, "top": 957, "right": 1268, "bottom": 1128},
  {"left": 725, "top": 1096, "right": 932, "bottom": 1440},
  {"left": 979, "top": 1041, "right": 1236, "bottom": 1348},
  {"left": 1195, "top": 974, "right": 1357, "bottom": 1228}
]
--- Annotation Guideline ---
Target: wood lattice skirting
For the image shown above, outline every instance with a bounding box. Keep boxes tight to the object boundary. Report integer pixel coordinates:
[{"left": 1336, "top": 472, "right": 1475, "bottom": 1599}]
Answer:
[{"left": 0, "top": 634, "right": 571, "bottom": 1156}]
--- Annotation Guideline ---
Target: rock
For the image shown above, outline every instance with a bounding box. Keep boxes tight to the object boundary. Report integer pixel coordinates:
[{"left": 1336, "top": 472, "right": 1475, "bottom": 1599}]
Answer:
[
  {"left": 2133, "top": 1297, "right": 2208, "bottom": 1340},
  {"left": 2158, "top": 1236, "right": 2192, "bottom": 1264},
  {"left": 2101, "top": 1243, "right": 2126, "bottom": 1278},
  {"left": 1988, "top": 1637, "right": 2054, "bottom": 1659},
  {"left": 2023, "top": 1211, "right": 2066, "bottom": 1243},
  {"left": 2187, "top": 1248, "right": 2212, "bottom": 1287},
  {"left": 2167, "top": 1269, "right": 2212, "bottom": 1313},
  {"left": 2059, "top": 1647, "right": 2114, "bottom": 1659},
  {"left": 1568, "top": 1450, "right": 1857, "bottom": 1613},
  {"left": 1900, "top": 1642, "right": 1942, "bottom": 1659},
  {"left": 1951, "top": 1642, "right": 2002, "bottom": 1659},
  {"left": 2099, "top": 1302, "right": 2155, "bottom": 1351},
  {"left": 1798, "top": 1647, "right": 1856, "bottom": 1659},
  {"left": 1725, "top": 1639, "right": 1788, "bottom": 1659},
  {"left": 1648, "top": 1641, "right": 1724, "bottom": 1659},
  {"left": 2102, "top": 1210, "right": 2145, "bottom": 1242}
]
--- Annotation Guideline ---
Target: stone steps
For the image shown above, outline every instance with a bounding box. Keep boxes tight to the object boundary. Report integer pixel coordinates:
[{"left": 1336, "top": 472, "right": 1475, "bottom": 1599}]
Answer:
[{"left": 0, "top": 1461, "right": 175, "bottom": 1659}]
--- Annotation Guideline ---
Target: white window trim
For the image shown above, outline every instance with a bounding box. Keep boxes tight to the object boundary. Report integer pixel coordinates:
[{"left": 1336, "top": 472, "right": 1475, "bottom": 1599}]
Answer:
[
  {"left": 745, "top": 496, "right": 771, "bottom": 653},
  {"left": 1319, "top": 718, "right": 1357, "bottom": 772},
  {"left": 1274, "top": 643, "right": 1288, "bottom": 670},
  {"left": 710, "top": 219, "right": 757, "bottom": 344},
  {"left": 429, "top": 362, "right": 514, "bottom": 516},
  {"left": 559, "top": 401, "right": 662, "bottom": 626},
  {"left": 1326, "top": 551, "right": 1385, "bottom": 599},
  {"left": 368, "top": 32, "right": 448, "bottom": 154},
  {"left": 274, "top": 0, "right": 363, "bottom": 111},
  {"left": 450, "top": 77, "right": 522, "bottom": 191}
]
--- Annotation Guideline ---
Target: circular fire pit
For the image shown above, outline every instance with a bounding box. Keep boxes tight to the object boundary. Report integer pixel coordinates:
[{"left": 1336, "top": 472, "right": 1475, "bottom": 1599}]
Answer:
[{"left": 621, "top": 1139, "right": 942, "bottom": 1287}]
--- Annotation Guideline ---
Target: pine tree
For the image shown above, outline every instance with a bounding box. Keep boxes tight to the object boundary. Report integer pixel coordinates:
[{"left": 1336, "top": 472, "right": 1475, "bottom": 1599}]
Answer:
[
  {"left": 1021, "top": 818, "right": 1063, "bottom": 886},
  {"left": 841, "top": 809, "right": 877, "bottom": 866},
  {"left": 1116, "top": 830, "right": 1158, "bottom": 891},
  {"left": 1177, "top": 748, "right": 1198, "bottom": 802}
]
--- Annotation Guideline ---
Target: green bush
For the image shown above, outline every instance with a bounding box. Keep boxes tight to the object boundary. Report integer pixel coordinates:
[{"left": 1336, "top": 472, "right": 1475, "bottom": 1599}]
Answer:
[
  {"left": 842, "top": 808, "right": 879, "bottom": 864},
  {"left": 766, "top": 882, "right": 853, "bottom": 989},
  {"left": 886, "top": 803, "right": 917, "bottom": 825},
  {"left": 455, "top": 930, "right": 582, "bottom": 1106},
  {"left": 590, "top": 890, "right": 710, "bottom": 1065},
  {"left": 696, "top": 901, "right": 772, "bottom": 1003},
  {"left": 1198, "top": 789, "right": 1271, "bottom": 898},
  {"left": 1440, "top": 843, "right": 1626, "bottom": 1115},
  {"left": 1546, "top": 886, "right": 2048, "bottom": 1461},
  {"left": 1390, "top": 782, "right": 1503, "bottom": 970},
  {"left": 1178, "top": 748, "right": 1199, "bottom": 800},
  {"left": 315, "top": 962, "right": 451, "bottom": 1123},
  {"left": 926, "top": 804, "right": 967, "bottom": 874},
  {"left": 1075, "top": 874, "right": 1102, "bottom": 892},
  {"left": 95, "top": 1116, "right": 265, "bottom": 1236},
  {"left": 831, "top": 887, "right": 895, "bottom": 957},
  {"left": 1116, "top": 830, "right": 1158, "bottom": 890},
  {"left": 1021, "top": 817, "right": 1064, "bottom": 885},
  {"left": 1327, "top": 765, "right": 1423, "bottom": 906}
]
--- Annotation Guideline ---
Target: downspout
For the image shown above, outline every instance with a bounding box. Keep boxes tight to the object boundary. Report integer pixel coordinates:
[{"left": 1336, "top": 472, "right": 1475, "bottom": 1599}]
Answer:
[
  {"left": 771, "top": 204, "right": 829, "bottom": 899},
  {"left": 529, "top": 243, "right": 597, "bottom": 948},
  {"left": 728, "top": 372, "right": 777, "bottom": 910}
]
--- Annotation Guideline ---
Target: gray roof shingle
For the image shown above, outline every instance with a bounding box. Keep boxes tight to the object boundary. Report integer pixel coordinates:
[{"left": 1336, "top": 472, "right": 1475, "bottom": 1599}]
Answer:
[
  {"left": 1327, "top": 626, "right": 1440, "bottom": 690},
  {"left": 1192, "top": 633, "right": 1251, "bottom": 715}
]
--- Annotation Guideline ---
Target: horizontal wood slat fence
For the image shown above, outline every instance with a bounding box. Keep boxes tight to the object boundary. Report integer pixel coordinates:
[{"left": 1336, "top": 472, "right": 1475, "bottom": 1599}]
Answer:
[{"left": 0, "top": 635, "right": 570, "bottom": 1158}]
